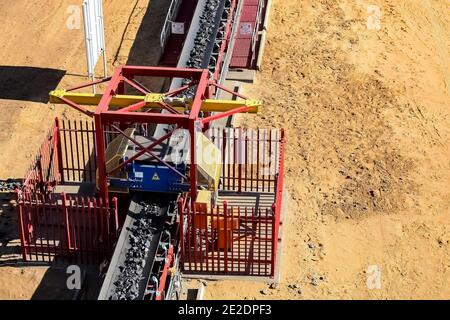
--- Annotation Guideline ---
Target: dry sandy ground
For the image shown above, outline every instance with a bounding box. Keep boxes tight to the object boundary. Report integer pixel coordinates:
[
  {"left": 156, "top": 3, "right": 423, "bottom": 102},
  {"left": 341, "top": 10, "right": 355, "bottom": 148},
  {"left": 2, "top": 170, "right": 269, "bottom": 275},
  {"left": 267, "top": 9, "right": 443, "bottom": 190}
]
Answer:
[
  {"left": 202, "top": 0, "right": 450, "bottom": 299},
  {"left": 0, "top": 0, "right": 449, "bottom": 300},
  {"left": 0, "top": 266, "right": 48, "bottom": 299}
]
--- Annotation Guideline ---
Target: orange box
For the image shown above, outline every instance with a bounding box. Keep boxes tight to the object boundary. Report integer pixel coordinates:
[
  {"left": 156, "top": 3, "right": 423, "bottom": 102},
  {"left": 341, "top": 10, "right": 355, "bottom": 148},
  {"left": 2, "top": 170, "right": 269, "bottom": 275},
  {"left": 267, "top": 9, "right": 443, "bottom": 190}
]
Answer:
[
  {"left": 210, "top": 217, "right": 239, "bottom": 230},
  {"left": 193, "top": 202, "right": 209, "bottom": 229},
  {"left": 217, "top": 229, "right": 233, "bottom": 250},
  {"left": 211, "top": 217, "right": 239, "bottom": 251},
  {"left": 193, "top": 213, "right": 209, "bottom": 230}
]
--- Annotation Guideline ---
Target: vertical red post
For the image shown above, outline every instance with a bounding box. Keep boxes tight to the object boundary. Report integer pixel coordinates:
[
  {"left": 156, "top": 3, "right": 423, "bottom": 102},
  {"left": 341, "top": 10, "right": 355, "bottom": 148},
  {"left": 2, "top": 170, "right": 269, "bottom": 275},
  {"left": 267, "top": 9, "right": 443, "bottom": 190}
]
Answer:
[
  {"left": 112, "top": 197, "right": 119, "bottom": 236},
  {"left": 186, "top": 198, "right": 192, "bottom": 271},
  {"left": 271, "top": 129, "right": 285, "bottom": 277},
  {"left": 81, "top": 197, "right": 87, "bottom": 263},
  {"left": 237, "top": 207, "right": 241, "bottom": 273},
  {"left": 222, "top": 128, "right": 228, "bottom": 189},
  {"left": 271, "top": 203, "right": 277, "bottom": 277},
  {"left": 73, "top": 197, "right": 80, "bottom": 260},
  {"left": 99, "top": 197, "right": 106, "bottom": 260},
  {"left": 211, "top": 203, "right": 215, "bottom": 273},
  {"left": 36, "top": 156, "right": 44, "bottom": 194},
  {"left": 94, "top": 114, "right": 108, "bottom": 200},
  {"left": 223, "top": 200, "right": 228, "bottom": 273},
  {"left": 87, "top": 198, "right": 93, "bottom": 264},
  {"left": 238, "top": 128, "right": 242, "bottom": 193},
  {"left": 189, "top": 119, "right": 197, "bottom": 209},
  {"left": 215, "top": 202, "right": 220, "bottom": 272},
  {"left": 16, "top": 196, "right": 28, "bottom": 261},
  {"left": 104, "top": 198, "right": 110, "bottom": 254},
  {"left": 61, "top": 192, "right": 72, "bottom": 252},
  {"left": 202, "top": 83, "right": 212, "bottom": 133}
]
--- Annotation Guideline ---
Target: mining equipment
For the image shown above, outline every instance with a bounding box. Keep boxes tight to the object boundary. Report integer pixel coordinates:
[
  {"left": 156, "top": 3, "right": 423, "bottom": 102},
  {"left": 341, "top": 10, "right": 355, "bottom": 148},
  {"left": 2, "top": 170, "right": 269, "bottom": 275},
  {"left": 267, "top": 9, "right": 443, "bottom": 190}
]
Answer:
[{"left": 15, "top": 0, "right": 283, "bottom": 300}]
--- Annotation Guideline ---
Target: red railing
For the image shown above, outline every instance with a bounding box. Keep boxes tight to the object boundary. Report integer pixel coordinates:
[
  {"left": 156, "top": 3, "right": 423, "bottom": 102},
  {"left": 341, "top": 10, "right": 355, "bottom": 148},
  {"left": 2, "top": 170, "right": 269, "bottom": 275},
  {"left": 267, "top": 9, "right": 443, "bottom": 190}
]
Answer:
[
  {"left": 181, "top": 200, "right": 276, "bottom": 276},
  {"left": 17, "top": 118, "right": 118, "bottom": 265},
  {"left": 17, "top": 192, "right": 118, "bottom": 265},
  {"left": 272, "top": 129, "right": 285, "bottom": 272},
  {"left": 22, "top": 123, "right": 61, "bottom": 194},
  {"left": 182, "top": 127, "right": 285, "bottom": 277},
  {"left": 208, "top": 127, "right": 282, "bottom": 193},
  {"left": 58, "top": 119, "right": 97, "bottom": 183},
  {"left": 22, "top": 118, "right": 97, "bottom": 189}
]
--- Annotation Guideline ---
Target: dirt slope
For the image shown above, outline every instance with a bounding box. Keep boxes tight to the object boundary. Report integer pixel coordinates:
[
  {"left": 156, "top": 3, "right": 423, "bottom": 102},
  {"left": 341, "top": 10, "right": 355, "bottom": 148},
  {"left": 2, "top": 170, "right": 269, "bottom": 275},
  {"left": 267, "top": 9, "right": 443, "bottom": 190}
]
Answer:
[{"left": 203, "top": 0, "right": 450, "bottom": 299}]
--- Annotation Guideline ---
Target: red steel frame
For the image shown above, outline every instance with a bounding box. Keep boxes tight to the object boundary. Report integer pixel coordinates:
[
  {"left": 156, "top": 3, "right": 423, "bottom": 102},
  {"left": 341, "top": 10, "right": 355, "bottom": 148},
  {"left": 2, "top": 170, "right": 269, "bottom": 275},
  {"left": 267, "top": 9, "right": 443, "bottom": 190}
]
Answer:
[
  {"left": 154, "top": 244, "right": 174, "bottom": 300},
  {"left": 56, "top": 66, "right": 255, "bottom": 211},
  {"left": 17, "top": 66, "right": 285, "bottom": 277},
  {"left": 16, "top": 121, "right": 285, "bottom": 277}
]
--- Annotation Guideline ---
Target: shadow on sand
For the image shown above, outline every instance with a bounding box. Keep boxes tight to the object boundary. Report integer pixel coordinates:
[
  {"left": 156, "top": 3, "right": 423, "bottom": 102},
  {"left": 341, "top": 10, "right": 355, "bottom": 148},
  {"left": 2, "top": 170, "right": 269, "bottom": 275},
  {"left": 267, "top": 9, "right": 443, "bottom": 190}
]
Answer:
[{"left": 0, "top": 66, "right": 66, "bottom": 103}]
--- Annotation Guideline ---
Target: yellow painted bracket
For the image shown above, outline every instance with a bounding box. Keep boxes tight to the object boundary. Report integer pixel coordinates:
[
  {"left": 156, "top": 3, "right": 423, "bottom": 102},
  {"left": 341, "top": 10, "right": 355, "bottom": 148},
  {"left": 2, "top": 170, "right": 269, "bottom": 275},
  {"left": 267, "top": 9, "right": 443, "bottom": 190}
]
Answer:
[
  {"left": 201, "top": 99, "right": 261, "bottom": 113},
  {"left": 49, "top": 90, "right": 261, "bottom": 113}
]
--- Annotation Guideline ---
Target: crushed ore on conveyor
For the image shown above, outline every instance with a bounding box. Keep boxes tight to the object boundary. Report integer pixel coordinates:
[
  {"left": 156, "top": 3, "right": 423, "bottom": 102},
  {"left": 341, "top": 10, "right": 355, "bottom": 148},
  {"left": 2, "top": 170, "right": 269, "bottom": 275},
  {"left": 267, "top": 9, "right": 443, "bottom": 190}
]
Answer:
[
  {"left": 183, "top": 0, "right": 222, "bottom": 98},
  {"left": 0, "top": 179, "right": 23, "bottom": 192},
  {"left": 109, "top": 203, "right": 161, "bottom": 300}
]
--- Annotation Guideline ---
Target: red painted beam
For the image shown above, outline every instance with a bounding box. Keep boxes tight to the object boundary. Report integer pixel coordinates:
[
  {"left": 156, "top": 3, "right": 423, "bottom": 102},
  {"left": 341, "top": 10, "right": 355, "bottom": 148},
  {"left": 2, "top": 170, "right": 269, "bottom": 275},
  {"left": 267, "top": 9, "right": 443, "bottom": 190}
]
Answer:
[
  {"left": 66, "top": 77, "right": 112, "bottom": 92},
  {"left": 189, "top": 69, "right": 210, "bottom": 120},
  {"left": 57, "top": 96, "right": 94, "bottom": 117},
  {"left": 155, "top": 245, "right": 174, "bottom": 300},
  {"left": 122, "top": 65, "right": 203, "bottom": 79},
  {"left": 164, "top": 81, "right": 198, "bottom": 97},
  {"left": 96, "top": 66, "right": 123, "bottom": 113},
  {"left": 121, "top": 76, "right": 149, "bottom": 94},
  {"left": 201, "top": 105, "right": 250, "bottom": 125},
  {"left": 209, "top": 81, "right": 250, "bottom": 99},
  {"left": 119, "top": 101, "right": 147, "bottom": 113}
]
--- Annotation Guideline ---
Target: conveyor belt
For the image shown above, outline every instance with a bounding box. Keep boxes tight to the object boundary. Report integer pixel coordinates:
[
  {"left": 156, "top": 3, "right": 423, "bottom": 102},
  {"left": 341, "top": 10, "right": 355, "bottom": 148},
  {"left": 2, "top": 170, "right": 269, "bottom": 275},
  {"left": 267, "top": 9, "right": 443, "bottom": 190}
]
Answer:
[
  {"left": 98, "top": 193, "right": 174, "bottom": 300},
  {"left": 186, "top": 0, "right": 226, "bottom": 69},
  {"left": 169, "top": 0, "right": 230, "bottom": 97}
]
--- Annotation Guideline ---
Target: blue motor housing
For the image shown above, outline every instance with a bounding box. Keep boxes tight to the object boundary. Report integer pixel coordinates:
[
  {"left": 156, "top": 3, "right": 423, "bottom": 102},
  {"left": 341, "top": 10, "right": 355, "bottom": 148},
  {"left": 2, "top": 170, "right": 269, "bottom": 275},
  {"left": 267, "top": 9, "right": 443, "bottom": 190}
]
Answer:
[{"left": 109, "top": 161, "right": 189, "bottom": 193}]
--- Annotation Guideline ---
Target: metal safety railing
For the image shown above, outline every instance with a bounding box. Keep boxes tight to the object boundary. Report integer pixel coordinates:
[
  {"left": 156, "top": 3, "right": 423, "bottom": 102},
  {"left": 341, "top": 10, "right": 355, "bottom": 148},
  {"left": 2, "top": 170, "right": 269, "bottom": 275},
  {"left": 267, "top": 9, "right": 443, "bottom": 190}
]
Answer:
[
  {"left": 181, "top": 127, "right": 285, "bottom": 277},
  {"left": 58, "top": 119, "right": 97, "bottom": 183},
  {"left": 17, "top": 118, "right": 118, "bottom": 265},
  {"left": 17, "top": 120, "right": 285, "bottom": 272},
  {"left": 17, "top": 192, "right": 118, "bottom": 265},
  {"left": 181, "top": 200, "right": 276, "bottom": 276},
  {"left": 160, "top": 0, "right": 184, "bottom": 48},
  {"left": 208, "top": 127, "right": 283, "bottom": 193},
  {"left": 22, "top": 124, "right": 61, "bottom": 194}
]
